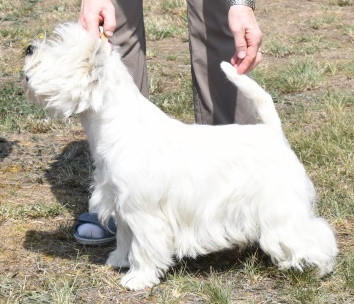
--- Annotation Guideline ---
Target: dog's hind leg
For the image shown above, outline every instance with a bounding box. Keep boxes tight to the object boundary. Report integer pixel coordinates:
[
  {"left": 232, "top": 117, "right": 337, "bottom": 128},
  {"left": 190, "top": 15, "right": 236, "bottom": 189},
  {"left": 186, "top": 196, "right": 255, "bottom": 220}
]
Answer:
[
  {"left": 258, "top": 197, "right": 338, "bottom": 276},
  {"left": 118, "top": 212, "right": 174, "bottom": 290}
]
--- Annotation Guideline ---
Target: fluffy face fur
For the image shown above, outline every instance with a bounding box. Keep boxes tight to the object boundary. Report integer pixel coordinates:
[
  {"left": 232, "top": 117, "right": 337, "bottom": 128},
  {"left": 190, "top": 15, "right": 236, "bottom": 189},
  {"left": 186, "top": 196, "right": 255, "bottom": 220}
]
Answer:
[{"left": 23, "top": 22, "right": 338, "bottom": 290}]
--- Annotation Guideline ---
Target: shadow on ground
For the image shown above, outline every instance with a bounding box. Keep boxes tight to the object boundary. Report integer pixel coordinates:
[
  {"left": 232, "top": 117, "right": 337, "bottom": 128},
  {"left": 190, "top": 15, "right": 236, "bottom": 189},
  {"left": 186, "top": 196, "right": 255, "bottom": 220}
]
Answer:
[
  {"left": 0, "top": 137, "right": 17, "bottom": 161},
  {"left": 24, "top": 228, "right": 116, "bottom": 265},
  {"left": 23, "top": 139, "right": 107, "bottom": 264},
  {"left": 24, "top": 225, "right": 271, "bottom": 273},
  {"left": 45, "top": 139, "right": 92, "bottom": 217}
]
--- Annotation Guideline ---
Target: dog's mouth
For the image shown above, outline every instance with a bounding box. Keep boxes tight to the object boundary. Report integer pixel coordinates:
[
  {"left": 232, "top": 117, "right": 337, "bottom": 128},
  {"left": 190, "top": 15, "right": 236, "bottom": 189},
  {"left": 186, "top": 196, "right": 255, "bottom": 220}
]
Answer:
[
  {"left": 21, "top": 76, "right": 45, "bottom": 106},
  {"left": 22, "top": 78, "right": 35, "bottom": 102}
]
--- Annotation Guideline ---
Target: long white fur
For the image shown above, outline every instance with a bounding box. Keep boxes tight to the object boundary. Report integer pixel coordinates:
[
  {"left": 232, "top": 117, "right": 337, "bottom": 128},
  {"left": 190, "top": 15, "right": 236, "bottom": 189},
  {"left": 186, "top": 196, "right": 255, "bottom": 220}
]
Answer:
[{"left": 23, "top": 23, "right": 338, "bottom": 290}]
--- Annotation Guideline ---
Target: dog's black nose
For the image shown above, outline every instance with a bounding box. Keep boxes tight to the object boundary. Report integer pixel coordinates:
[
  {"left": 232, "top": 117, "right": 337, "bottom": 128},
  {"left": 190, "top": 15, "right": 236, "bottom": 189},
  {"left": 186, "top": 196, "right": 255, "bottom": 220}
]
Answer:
[{"left": 26, "top": 45, "right": 35, "bottom": 56}]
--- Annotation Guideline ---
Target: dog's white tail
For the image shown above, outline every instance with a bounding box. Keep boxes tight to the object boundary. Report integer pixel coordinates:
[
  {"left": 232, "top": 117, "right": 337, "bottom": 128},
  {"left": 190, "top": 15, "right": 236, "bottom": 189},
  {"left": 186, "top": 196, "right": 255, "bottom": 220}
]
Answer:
[{"left": 220, "top": 62, "right": 283, "bottom": 137}]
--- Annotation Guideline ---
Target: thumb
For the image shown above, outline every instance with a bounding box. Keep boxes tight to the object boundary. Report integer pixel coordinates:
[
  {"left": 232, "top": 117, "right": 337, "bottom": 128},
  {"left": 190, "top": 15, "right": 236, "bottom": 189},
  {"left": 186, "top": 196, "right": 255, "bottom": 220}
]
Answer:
[
  {"left": 101, "top": 9, "right": 116, "bottom": 37},
  {"left": 234, "top": 30, "right": 247, "bottom": 60}
]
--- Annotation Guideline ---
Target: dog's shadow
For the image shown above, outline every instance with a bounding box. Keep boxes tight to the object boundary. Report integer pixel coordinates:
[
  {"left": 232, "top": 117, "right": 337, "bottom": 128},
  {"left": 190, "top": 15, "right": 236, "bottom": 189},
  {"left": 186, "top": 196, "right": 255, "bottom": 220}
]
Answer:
[
  {"left": 0, "top": 137, "right": 16, "bottom": 161},
  {"left": 171, "top": 247, "right": 273, "bottom": 280},
  {"left": 23, "top": 140, "right": 115, "bottom": 264},
  {"left": 44, "top": 139, "right": 92, "bottom": 217}
]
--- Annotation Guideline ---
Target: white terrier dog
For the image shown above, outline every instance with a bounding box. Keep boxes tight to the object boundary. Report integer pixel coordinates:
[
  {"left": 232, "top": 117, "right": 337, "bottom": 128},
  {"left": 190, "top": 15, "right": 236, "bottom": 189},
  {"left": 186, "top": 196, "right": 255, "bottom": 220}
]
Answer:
[{"left": 23, "top": 23, "right": 337, "bottom": 290}]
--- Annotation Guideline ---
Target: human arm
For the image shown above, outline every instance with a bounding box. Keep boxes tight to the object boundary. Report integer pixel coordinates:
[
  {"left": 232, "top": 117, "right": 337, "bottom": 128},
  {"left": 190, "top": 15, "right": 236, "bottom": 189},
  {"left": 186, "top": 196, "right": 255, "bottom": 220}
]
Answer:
[
  {"left": 79, "top": 0, "right": 116, "bottom": 38},
  {"left": 227, "top": 1, "right": 263, "bottom": 74}
]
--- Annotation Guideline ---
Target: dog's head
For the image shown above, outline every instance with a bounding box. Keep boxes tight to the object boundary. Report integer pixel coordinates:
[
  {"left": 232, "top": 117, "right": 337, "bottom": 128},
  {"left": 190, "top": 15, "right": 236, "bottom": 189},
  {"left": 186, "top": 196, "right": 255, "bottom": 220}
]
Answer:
[{"left": 23, "top": 22, "right": 112, "bottom": 117}]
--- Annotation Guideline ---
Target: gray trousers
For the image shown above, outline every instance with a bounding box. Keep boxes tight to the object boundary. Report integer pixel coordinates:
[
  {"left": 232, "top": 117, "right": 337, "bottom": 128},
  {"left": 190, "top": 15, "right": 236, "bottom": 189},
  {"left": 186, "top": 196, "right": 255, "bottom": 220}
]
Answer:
[{"left": 110, "top": 0, "right": 256, "bottom": 125}]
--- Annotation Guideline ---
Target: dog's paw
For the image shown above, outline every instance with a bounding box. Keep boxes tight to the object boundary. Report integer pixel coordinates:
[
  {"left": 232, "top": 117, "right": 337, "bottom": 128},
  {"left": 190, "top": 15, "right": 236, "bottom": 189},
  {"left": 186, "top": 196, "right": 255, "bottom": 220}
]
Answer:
[{"left": 120, "top": 272, "right": 160, "bottom": 290}]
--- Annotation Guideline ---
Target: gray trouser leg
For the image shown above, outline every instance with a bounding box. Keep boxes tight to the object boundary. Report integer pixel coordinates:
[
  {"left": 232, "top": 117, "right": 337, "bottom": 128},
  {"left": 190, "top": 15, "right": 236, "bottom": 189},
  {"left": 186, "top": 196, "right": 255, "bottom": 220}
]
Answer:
[
  {"left": 111, "top": 0, "right": 256, "bottom": 124},
  {"left": 110, "top": 0, "right": 149, "bottom": 98},
  {"left": 187, "top": 0, "right": 257, "bottom": 125}
]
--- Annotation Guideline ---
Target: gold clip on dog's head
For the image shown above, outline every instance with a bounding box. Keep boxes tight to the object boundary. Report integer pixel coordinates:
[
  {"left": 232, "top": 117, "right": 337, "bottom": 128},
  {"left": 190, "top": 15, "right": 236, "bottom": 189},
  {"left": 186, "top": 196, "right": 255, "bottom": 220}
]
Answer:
[
  {"left": 99, "top": 26, "right": 114, "bottom": 51},
  {"left": 99, "top": 26, "right": 109, "bottom": 42}
]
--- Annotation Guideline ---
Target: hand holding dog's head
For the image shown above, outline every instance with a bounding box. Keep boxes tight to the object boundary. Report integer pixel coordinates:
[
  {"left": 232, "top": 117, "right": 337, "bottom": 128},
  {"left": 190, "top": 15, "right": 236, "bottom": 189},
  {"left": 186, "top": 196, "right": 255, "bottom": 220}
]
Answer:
[{"left": 23, "top": 22, "right": 112, "bottom": 117}]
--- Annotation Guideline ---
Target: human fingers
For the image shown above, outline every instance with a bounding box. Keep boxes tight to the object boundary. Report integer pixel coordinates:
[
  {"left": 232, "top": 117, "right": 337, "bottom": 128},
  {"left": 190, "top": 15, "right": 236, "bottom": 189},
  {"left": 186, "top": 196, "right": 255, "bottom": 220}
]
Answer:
[
  {"left": 236, "top": 29, "right": 263, "bottom": 73},
  {"left": 236, "top": 49, "right": 262, "bottom": 74},
  {"left": 228, "top": 5, "right": 263, "bottom": 74},
  {"left": 101, "top": 3, "right": 116, "bottom": 37},
  {"left": 79, "top": 0, "right": 116, "bottom": 38},
  {"left": 228, "top": 6, "right": 251, "bottom": 63}
]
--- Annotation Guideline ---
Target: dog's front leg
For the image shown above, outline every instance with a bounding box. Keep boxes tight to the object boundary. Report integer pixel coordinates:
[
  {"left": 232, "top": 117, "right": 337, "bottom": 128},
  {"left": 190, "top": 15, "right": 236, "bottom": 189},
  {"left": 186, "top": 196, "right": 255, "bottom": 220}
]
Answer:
[
  {"left": 118, "top": 212, "right": 174, "bottom": 290},
  {"left": 106, "top": 216, "right": 132, "bottom": 268}
]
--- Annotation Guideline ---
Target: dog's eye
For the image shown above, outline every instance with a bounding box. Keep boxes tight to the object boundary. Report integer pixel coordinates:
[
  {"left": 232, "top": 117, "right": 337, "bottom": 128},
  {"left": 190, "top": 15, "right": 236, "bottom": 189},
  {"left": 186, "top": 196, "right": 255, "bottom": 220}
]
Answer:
[{"left": 26, "top": 45, "right": 35, "bottom": 56}]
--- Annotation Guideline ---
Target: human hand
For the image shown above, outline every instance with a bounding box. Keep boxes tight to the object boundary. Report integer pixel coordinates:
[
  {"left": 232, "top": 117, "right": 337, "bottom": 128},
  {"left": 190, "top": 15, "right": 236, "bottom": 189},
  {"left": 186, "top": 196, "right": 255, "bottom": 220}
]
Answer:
[
  {"left": 79, "top": 0, "right": 116, "bottom": 38},
  {"left": 228, "top": 5, "right": 263, "bottom": 74}
]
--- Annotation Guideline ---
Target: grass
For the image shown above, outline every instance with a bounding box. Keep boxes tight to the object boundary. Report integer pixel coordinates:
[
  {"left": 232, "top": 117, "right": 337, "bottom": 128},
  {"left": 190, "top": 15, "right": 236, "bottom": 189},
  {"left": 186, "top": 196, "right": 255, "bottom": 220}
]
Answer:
[
  {"left": 306, "top": 15, "right": 337, "bottom": 30},
  {"left": 197, "top": 273, "right": 233, "bottom": 304},
  {"left": 263, "top": 34, "right": 335, "bottom": 57},
  {"left": 0, "top": 201, "right": 67, "bottom": 221},
  {"left": 144, "top": 0, "right": 188, "bottom": 41},
  {"left": 50, "top": 276, "right": 78, "bottom": 304},
  {"left": 283, "top": 91, "right": 354, "bottom": 219},
  {"left": 0, "top": 0, "right": 353, "bottom": 303},
  {"left": 150, "top": 73, "right": 194, "bottom": 120},
  {"left": 0, "top": 84, "right": 48, "bottom": 132},
  {"left": 341, "top": 253, "right": 354, "bottom": 291},
  {"left": 1, "top": 273, "right": 78, "bottom": 303}
]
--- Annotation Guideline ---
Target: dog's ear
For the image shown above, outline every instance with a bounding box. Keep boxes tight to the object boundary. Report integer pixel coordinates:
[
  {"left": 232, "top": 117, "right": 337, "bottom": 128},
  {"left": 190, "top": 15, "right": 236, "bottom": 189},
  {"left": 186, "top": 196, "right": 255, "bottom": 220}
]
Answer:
[
  {"left": 75, "top": 40, "right": 111, "bottom": 113},
  {"left": 88, "top": 40, "right": 109, "bottom": 80}
]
